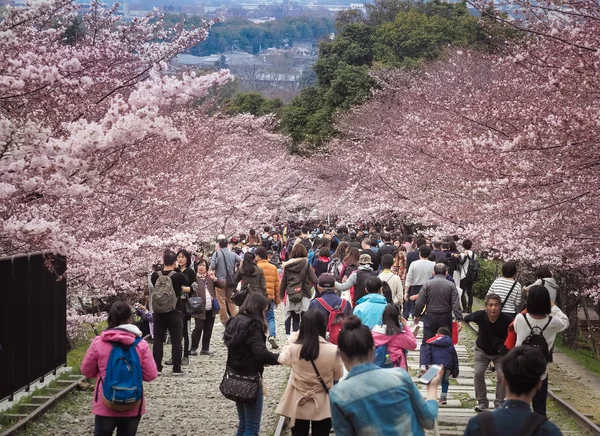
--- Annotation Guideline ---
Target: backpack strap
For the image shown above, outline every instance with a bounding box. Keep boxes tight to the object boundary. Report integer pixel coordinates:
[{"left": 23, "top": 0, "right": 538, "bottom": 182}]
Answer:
[
  {"left": 477, "top": 412, "right": 499, "bottom": 436},
  {"left": 501, "top": 280, "right": 518, "bottom": 309},
  {"left": 316, "top": 297, "right": 335, "bottom": 313},
  {"left": 519, "top": 413, "right": 547, "bottom": 436},
  {"left": 541, "top": 316, "right": 553, "bottom": 332}
]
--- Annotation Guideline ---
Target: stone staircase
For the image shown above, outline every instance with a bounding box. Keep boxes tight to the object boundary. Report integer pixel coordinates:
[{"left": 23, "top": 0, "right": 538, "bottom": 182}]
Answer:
[{"left": 409, "top": 327, "right": 493, "bottom": 435}]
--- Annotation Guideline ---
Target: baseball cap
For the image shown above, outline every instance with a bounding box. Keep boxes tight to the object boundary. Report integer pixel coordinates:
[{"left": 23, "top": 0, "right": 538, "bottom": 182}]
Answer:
[{"left": 318, "top": 274, "right": 336, "bottom": 287}]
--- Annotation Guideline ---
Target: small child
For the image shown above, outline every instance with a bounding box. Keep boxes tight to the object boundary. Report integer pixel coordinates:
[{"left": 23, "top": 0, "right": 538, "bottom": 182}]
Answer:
[
  {"left": 423, "top": 327, "right": 459, "bottom": 404},
  {"left": 372, "top": 305, "right": 418, "bottom": 370}
]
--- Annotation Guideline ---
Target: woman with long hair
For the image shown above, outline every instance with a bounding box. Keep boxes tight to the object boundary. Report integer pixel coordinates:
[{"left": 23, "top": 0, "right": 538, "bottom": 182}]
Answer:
[
  {"left": 224, "top": 293, "right": 280, "bottom": 435},
  {"left": 328, "top": 241, "right": 348, "bottom": 280},
  {"left": 371, "top": 305, "right": 417, "bottom": 370},
  {"left": 276, "top": 309, "right": 343, "bottom": 436},
  {"left": 341, "top": 247, "right": 360, "bottom": 281},
  {"left": 234, "top": 251, "right": 267, "bottom": 296},
  {"left": 330, "top": 316, "right": 440, "bottom": 435},
  {"left": 190, "top": 259, "right": 218, "bottom": 356},
  {"left": 81, "top": 301, "right": 158, "bottom": 436},
  {"left": 513, "top": 285, "right": 569, "bottom": 416},
  {"left": 280, "top": 244, "right": 319, "bottom": 336},
  {"left": 176, "top": 249, "right": 196, "bottom": 365},
  {"left": 392, "top": 245, "right": 407, "bottom": 281}
]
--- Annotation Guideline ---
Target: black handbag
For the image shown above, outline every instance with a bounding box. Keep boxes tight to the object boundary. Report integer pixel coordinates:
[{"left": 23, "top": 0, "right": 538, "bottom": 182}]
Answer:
[
  {"left": 219, "top": 367, "right": 260, "bottom": 403},
  {"left": 232, "top": 287, "right": 248, "bottom": 306},
  {"left": 187, "top": 296, "right": 203, "bottom": 316}
]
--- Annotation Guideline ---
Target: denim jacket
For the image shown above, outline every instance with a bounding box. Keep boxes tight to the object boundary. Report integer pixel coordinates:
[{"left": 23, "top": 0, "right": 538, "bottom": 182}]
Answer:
[{"left": 330, "top": 363, "right": 438, "bottom": 436}]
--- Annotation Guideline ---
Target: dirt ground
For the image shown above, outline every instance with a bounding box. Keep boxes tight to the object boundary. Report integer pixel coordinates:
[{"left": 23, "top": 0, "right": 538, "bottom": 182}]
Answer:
[{"left": 549, "top": 350, "right": 600, "bottom": 425}]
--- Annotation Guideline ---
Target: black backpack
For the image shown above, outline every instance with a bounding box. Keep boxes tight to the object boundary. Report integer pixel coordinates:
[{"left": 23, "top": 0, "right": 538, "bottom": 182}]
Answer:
[
  {"left": 381, "top": 278, "right": 393, "bottom": 304},
  {"left": 464, "top": 254, "right": 480, "bottom": 283},
  {"left": 353, "top": 270, "right": 377, "bottom": 304},
  {"left": 522, "top": 314, "right": 553, "bottom": 361}
]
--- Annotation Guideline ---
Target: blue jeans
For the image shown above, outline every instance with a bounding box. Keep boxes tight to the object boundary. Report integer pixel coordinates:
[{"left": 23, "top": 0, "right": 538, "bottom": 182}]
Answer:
[
  {"left": 94, "top": 415, "right": 141, "bottom": 436},
  {"left": 441, "top": 368, "right": 452, "bottom": 395},
  {"left": 236, "top": 387, "right": 263, "bottom": 436},
  {"left": 266, "top": 301, "right": 276, "bottom": 337}
]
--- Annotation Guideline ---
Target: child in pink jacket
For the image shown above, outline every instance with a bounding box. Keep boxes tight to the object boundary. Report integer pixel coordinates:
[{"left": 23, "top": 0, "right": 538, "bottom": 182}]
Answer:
[
  {"left": 372, "top": 305, "right": 417, "bottom": 370},
  {"left": 81, "top": 301, "right": 158, "bottom": 436}
]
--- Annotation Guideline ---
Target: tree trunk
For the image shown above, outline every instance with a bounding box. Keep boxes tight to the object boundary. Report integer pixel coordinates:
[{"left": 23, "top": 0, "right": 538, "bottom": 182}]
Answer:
[{"left": 558, "top": 272, "right": 580, "bottom": 349}]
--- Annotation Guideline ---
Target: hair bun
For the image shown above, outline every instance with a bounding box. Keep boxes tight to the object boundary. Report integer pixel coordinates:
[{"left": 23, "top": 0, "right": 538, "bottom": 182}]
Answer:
[{"left": 342, "top": 315, "right": 363, "bottom": 330}]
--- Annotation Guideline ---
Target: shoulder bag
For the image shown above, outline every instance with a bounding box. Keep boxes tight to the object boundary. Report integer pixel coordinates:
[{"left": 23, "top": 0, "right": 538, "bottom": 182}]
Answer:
[{"left": 220, "top": 366, "right": 260, "bottom": 403}]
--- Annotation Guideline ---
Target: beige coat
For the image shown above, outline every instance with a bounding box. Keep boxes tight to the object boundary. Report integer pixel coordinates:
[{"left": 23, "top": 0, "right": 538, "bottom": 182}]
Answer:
[{"left": 275, "top": 335, "right": 344, "bottom": 426}]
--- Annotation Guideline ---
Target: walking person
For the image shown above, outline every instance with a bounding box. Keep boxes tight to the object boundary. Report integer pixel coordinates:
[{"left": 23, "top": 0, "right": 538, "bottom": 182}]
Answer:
[
  {"left": 276, "top": 309, "right": 344, "bottom": 436},
  {"left": 404, "top": 245, "right": 435, "bottom": 319},
  {"left": 514, "top": 285, "right": 569, "bottom": 416},
  {"left": 280, "top": 244, "right": 319, "bottom": 336},
  {"left": 371, "top": 305, "right": 417, "bottom": 371},
  {"left": 456, "top": 239, "right": 476, "bottom": 313},
  {"left": 464, "top": 293, "right": 513, "bottom": 412},
  {"left": 81, "top": 301, "right": 158, "bottom": 436},
  {"left": 210, "top": 238, "right": 242, "bottom": 324},
  {"left": 176, "top": 249, "right": 196, "bottom": 365},
  {"left": 329, "top": 316, "right": 441, "bottom": 435},
  {"left": 150, "top": 250, "right": 190, "bottom": 375},
  {"left": 190, "top": 259, "right": 218, "bottom": 356},
  {"left": 414, "top": 263, "right": 463, "bottom": 367},
  {"left": 486, "top": 261, "right": 522, "bottom": 318},
  {"left": 422, "top": 327, "right": 460, "bottom": 405},
  {"left": 234, "top": 251, "right": 267, "bottom": 296},
  {"left": 255, "top": 247, "right": 281, "bottom": 349},
  {"left": 223, "top": 294, "right": 280, "bottom": 436}
]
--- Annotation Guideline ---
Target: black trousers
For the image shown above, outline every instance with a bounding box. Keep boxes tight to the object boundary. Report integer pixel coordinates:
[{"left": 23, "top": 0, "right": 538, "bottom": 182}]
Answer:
[
  {"left": 419, "top": 312, "right": 453, "bottom": 366},
  {"left": 94, "top": 415, "right": 141, "bottom": 436},
  {"left": 532, "top": 376, "right": 549, "bottom": 417},
  {"left": 460, "top": 279, "right": 474, "bottom": 312},
  {"left": 191, "top": 311, "right": 216, "bottom": 351},
  {"left": 291, "top": 418, "right": 332, "bottom": 436},
  {"left": 153, "top": 310, "right": 183, "bottom": 371},
  {"left": 182, "top": 314, "right": 191, "bottom": 357}
]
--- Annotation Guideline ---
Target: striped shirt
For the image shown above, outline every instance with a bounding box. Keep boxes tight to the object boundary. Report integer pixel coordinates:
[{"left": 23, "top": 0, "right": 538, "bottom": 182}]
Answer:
[{"left": 486, "top": 277, "right": 522, "bottom": 314}]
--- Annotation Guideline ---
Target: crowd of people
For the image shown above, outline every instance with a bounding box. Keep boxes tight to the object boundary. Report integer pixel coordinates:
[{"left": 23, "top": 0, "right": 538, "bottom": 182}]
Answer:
[{"left": 81, "top": 220, "right": 569, "bottom": 436}]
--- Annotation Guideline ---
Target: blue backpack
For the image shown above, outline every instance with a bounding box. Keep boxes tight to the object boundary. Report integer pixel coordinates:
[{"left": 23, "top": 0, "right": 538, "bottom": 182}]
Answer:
[
  {"left": 373, "top": 344, "right": 394, "bottom": 368},
  {"left": 98, "top": 337, "right": 143, "bottom": 412}
]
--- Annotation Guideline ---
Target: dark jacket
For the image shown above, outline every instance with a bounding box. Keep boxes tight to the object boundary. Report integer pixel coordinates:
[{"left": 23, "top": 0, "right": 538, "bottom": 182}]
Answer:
[
  {"left": 415, "top": 274, "right": 463, "bottom": 321},
  {"left": 234, "top": 264, "right": 267, "bottom": 296},
  {"left": 280, "top": 258, "right": 319, "bottom": 299},
  {"left": 309, "top": 289, "right": 353, "bottom": 319},
  {"left": 224, "top": 313, "right": 279, "bottom": 375},
  {"left": 405, "top": 250, "right": 420, "bottom": 273},
  {"left": 423, "top": 334, "right": 459, "bottom": 376},
  {"left": 428, "top": 250, "right": 447, "bottom": 264},
  {"left": 313, "top": 256, "right": 330, "bottom": 277},
  {"left": 378, "top": 243, "right": 397, "bottom": 259}
]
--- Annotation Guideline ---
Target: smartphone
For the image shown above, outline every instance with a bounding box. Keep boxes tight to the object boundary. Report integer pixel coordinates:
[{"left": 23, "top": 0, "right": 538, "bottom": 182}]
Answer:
[{"left": 418, "top": 364, "right": 442, "bottom": 384}]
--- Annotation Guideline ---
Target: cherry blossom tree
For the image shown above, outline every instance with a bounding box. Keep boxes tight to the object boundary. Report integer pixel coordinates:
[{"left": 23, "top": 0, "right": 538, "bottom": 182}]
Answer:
[
  {"left": 321, "top": 0, "right": 600, "bottom": 321},
  {"left": 0, "top": 0, "right": 312, "bottom": 332}
]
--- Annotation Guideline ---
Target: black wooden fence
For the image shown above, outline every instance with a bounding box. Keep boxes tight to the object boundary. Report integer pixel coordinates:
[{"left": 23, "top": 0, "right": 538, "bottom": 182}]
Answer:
[{"left": 0, "top": 253, "right": 67, "bottom": 401}]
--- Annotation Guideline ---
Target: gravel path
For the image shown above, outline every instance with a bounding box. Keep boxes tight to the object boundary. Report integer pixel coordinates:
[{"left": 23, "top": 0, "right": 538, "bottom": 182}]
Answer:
[{"left": 19, "top": 306, "right": 291, "bottom": 436}]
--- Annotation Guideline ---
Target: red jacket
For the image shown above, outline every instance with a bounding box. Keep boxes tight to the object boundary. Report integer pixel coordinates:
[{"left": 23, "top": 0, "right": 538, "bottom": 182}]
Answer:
[{"left": 81, "top": 325, "right": 158, "bottom": 417}]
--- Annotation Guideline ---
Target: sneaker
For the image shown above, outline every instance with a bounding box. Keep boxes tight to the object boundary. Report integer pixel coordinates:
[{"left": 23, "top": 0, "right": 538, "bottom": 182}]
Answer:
[
  {"left": 189, "top": 349, "right": 198, "bottom": 356},
  {"left": 474, "top": 405, "right": 488, "bottom": 413},
  {"left": 200, "top": 350, "right": 214, "bottom": 356},
  {"left": 439, "top": 396, "right": 447, "bottom": 405},
  {"left": 157, "top": 370, "right": 162, "bottom": 376},
  {"left": 164, "top": 359, "right": 173, "bottom": 365},
  {"left": 268, "top": 336, "right": 279, "bottom": 349},
  {"left": 182, "top": 357, "right": 189, "bottom": 365},
  {"left": 172, "top": 369, "right": 184, "bottom": 376}
]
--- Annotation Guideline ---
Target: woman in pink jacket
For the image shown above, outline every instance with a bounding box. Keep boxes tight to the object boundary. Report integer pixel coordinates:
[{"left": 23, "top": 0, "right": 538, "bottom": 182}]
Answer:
[
  {"left": 371, "top": 305, "right": 417, "bottom": 370},
  {"left": 81, "top": 301, "right": 158, "bottom": 436}
]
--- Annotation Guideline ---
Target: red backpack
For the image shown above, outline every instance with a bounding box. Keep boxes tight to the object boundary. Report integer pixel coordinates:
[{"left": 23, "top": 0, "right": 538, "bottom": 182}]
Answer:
[{"left": 316, "top": 298, "right": 348, "bottom": 345}]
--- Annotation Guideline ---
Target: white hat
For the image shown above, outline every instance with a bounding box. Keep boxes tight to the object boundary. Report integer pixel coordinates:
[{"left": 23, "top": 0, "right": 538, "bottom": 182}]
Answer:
[{"left": 217, "top": 234, "right": 226, "bottom": 241}]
